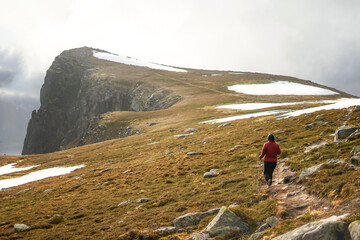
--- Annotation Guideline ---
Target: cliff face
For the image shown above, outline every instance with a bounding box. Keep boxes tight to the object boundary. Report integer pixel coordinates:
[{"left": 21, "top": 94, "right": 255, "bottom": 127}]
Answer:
[{"left": 22, "top": 47, "right": 181, "bottom": 154}]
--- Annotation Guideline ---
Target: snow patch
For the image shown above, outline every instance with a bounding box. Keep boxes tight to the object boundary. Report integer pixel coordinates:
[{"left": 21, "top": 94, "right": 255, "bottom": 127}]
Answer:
[
  {"left": 93, "top": 51, "right": 187, "bottom": 73},
  {"left": 0, "top": 165, "right": 85, "bottom": 190},
  {"left": 228, "top": 81, "right": 338, "bottom": 95},
  {"left": 200, "top": 110, "right": 289, "bottom": 124},
  {"left": 0, "top": 163, "right": 39, "bottom": 175}
]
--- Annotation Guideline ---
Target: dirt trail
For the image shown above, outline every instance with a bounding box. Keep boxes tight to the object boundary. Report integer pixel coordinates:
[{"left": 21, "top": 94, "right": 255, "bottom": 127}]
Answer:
[
  {"left": 258, "top": 160, "right": 333, "bottom": 220},
  {"left": 259, "top": 107, "right": 357, "bottom": 220}
]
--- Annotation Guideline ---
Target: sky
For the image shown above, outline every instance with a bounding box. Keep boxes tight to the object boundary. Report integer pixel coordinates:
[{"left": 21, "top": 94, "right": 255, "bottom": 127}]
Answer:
[{"left": 0, "top": 0, "right": 360, "bottom": 154}]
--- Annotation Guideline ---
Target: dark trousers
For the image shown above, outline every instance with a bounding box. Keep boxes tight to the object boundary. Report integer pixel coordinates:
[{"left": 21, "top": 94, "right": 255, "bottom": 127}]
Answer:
[{"left": 264, "top": 161, "right": 277, "bottom": 182}]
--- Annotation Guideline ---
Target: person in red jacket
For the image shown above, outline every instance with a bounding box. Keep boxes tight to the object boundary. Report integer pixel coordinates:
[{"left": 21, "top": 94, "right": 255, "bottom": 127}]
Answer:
[{"left": 259, "top": 134, "right": 281, "bottom": 186}]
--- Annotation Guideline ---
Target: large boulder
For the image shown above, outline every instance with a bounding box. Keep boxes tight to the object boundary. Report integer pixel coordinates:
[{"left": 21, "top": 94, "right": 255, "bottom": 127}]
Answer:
[
  {"left": 299, "top": 163, "right": 323, "bottom": 180},
  {"left": 349, "top": 220, "right": 360, "bottom": 240},
  {"left": 174, "top": 208, "right": 219, "bottom": 229},
  {"left": 202, "top": 206, "right": 249, "bottom": 238},
  {"left": 334, "top": 126, "right": 360, "bottom": 142},
  {"left": 273, "top": 216, "right": 350, "bottom": 240}
]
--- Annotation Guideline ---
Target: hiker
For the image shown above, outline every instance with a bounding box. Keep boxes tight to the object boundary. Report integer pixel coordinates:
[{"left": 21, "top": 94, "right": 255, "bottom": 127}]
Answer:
[{"left": 259, "top": 134, "right": 281, "bottom": 186}]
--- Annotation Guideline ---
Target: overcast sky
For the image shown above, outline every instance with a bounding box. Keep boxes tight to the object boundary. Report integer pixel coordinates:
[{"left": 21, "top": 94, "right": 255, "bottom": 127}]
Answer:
[{"left": 1, "top": 0, "right": 360, "bottom": 98}]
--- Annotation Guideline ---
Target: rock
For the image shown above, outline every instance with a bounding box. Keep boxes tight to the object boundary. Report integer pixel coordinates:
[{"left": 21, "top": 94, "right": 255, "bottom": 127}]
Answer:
[
  {"left": 218, "top": 123, "right": 231, "bottom": 128},
  {"left": 320, "top": 131, "right": 327, "bottom": 136},
  {"left": 354, "top": 106, "right": 360, "bottom": 112},
  {"left": 186, "top": 233, "right": 210, "bottom": 240},
  {"left": 149, "top": 122, "right": 157, "bottom": 126},
  {"left": 203, "top": 169, "right": 221, "bottom": 178},
  {"left": 14, "top": 223, "right": 31, "bottom": 232},
  {"left": 136, "top": 198, "right": 151, "bottom": 203},
  {"left": 202, "top": 206, "right": 249, "bottom": 237},
  {"left": 249, "top": 231, "right": 266, "bottom": 240},
  {"left": 153, "top": 226, "right": 176, "bottom": 236},
  {"left": 174, "top": 208, "right": 220, "bottom": 229},
  {"left": 100, "top": 168, "right": 113, "bottom": 173},
  {"left": 314, "top": 115, "right": 324, "bottom": 121},
  {"left": 299, "top": 163, "right": 323, "bottom": 180},
  {"left": 0, "top": 222, "right": 9, "bottom": 226},
  {"left": 184, "top": 128, "right": 198, "bottom": 133},
  {"left": 165, "top": 150, "right": 172, "bottom": 155},
  {"left": 327, "top": 159, "right": 347, "bottom": 165},
  {"left": 266, "top": 216, "right": 279, "bottom": 227},
  {"left": 118, "top": 200, "right": 131, "bottom": 207},
  {"left": 169, "top": 129, "right": 177, "bottom": 132},
  {"left": 49, "top": 214, "right": 64, "bottom": 224},
  {"left": 272, "top": 217, "right": 349, "bottom": 240},
  {"left": 228, "top": 145, "right": 246, "bottom": 152},
  {"left": 187, "top": 152, "right": 204, "bottom": 156},
  {"left": 255, "top": 223, "right": 270, "bottom": 233},
  {"left": 16, "top": 188, "right": 31, "bottom": 194},
  {"left": 122, "top": 169, "right": 132, "bottom": 174},
  {"left": 351, "top": 155, "right": 360, "bottom": 165},
  {"left": 351, "top": 146, "right": 360, "bottom": 154},
  {"left": 349, "top": 220, "right": 360, "bottom": 240},
  {"left": 334, "top": 126, "right": 360, "bottom": 142},
  {"left": 304, "top": 123, "right": 316, "bottom": 130},
  {"left": 175, "top": 133, "right": 193, "bottom": 138}
]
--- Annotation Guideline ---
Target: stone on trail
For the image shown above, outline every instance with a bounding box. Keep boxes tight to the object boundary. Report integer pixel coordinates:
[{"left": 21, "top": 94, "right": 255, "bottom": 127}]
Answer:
[
  {"left": 203, "top": 169, "right": 221, "bottom": 178},
  {"left": 349, "top": 220, "right": 360, "bottom": 240},
  {"left": 174, "top": 208, "right": 220, "bottom": 229},
  {"left": 14, "top": 223, "right": 31, "bottom": 232},
  {"left": 299, "top": 163, "right": 323, "bottom": 180},
  {"left": 202, "top": 206, "right": 249, "bottom": 238}
]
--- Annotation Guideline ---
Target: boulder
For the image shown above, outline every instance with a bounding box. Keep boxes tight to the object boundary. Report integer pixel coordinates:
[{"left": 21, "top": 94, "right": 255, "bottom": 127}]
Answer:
[
  {"left": 202, "top": 206, "right": 249, "bottom": 238},
  {"left": 299, "top": 163, "right": 323, "bottom": 180},
  {"left": 351, "top": 155, "right": 360, "bottom": 165},
  {"left": 203, "top": 169, "right": 221, "bottom": 178},
  {"left": 14, "top": 223, "right": 31, "bottom": 232},
  {"left": 304, "top": 123, "right": 316, "bottom": 130},
  {"left": 334, "top": 126, "right": 360, "bottom": 142},
  {"left": 272, "top": 217, "right": 350, "bottom": 240},
  {"left": 354, "top": 106, "right": 360, "bottom": 112},
  {"left": 349, "top": 220, "right": 360, "bottom": 240},
  {"left": 174, "top": 208, "right": 220, "bottom": 229}
]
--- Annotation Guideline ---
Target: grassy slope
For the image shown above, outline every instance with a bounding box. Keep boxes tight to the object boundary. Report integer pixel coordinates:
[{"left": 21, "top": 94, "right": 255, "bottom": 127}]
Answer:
[{"left": 0, "top": 59, "right": 359, "bottom": 239}]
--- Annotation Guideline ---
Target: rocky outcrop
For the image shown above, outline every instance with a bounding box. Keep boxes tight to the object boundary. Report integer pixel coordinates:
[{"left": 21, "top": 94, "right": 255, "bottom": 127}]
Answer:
[
  {"left": 334, "top": 126, "right": 360, "bottom": 142},
  {"left": 22, "top": 47, "right": 181, "bottom": 154},
  {"left": 273, "top": 215, "right": 351, "bottom": 240}
]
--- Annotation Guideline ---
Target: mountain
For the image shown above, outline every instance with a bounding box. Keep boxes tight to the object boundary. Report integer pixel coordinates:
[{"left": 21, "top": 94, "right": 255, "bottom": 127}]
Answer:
[
  {"left": 22, "top": 47, "right": 181, "bottom": 154},
  {"left": 1, "top": 47, "right": 359, "bottom": 239},
  {"left": 22, "top": 47, "right": 352, "bottom": 155}
]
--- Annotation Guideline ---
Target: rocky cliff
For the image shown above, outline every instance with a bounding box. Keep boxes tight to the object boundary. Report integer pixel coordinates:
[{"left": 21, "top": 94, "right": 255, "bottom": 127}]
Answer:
[{"left": 22, "top": 47, "right": 181, "bottom": 154}]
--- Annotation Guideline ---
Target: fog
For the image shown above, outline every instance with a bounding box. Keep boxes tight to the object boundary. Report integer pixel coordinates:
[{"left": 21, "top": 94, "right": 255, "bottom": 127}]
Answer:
[{"left": 0, "top": 0, "right": 360, "bottom": 154}]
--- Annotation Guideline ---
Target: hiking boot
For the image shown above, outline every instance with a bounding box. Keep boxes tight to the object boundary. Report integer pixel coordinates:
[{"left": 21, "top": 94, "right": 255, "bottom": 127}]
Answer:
[{"left": 267, "top": 179, "right": 272, "bottom": 186}]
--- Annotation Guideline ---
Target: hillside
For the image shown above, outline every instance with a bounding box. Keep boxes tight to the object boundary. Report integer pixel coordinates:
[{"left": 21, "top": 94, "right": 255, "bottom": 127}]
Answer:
[{"left": 1, "top": 47, "right": 360, "bottom": 239}]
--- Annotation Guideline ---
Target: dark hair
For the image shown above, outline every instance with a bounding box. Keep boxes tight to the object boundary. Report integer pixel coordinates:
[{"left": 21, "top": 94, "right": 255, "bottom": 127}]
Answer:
[{"left": 268, "top": 134, "right": 275, "bottom": 141}]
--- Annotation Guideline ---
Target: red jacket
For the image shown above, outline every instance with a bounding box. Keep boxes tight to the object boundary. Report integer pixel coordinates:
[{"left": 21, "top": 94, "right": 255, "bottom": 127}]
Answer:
[{"left": 259, "top": 141, "right": 281, "bottom": 162}]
